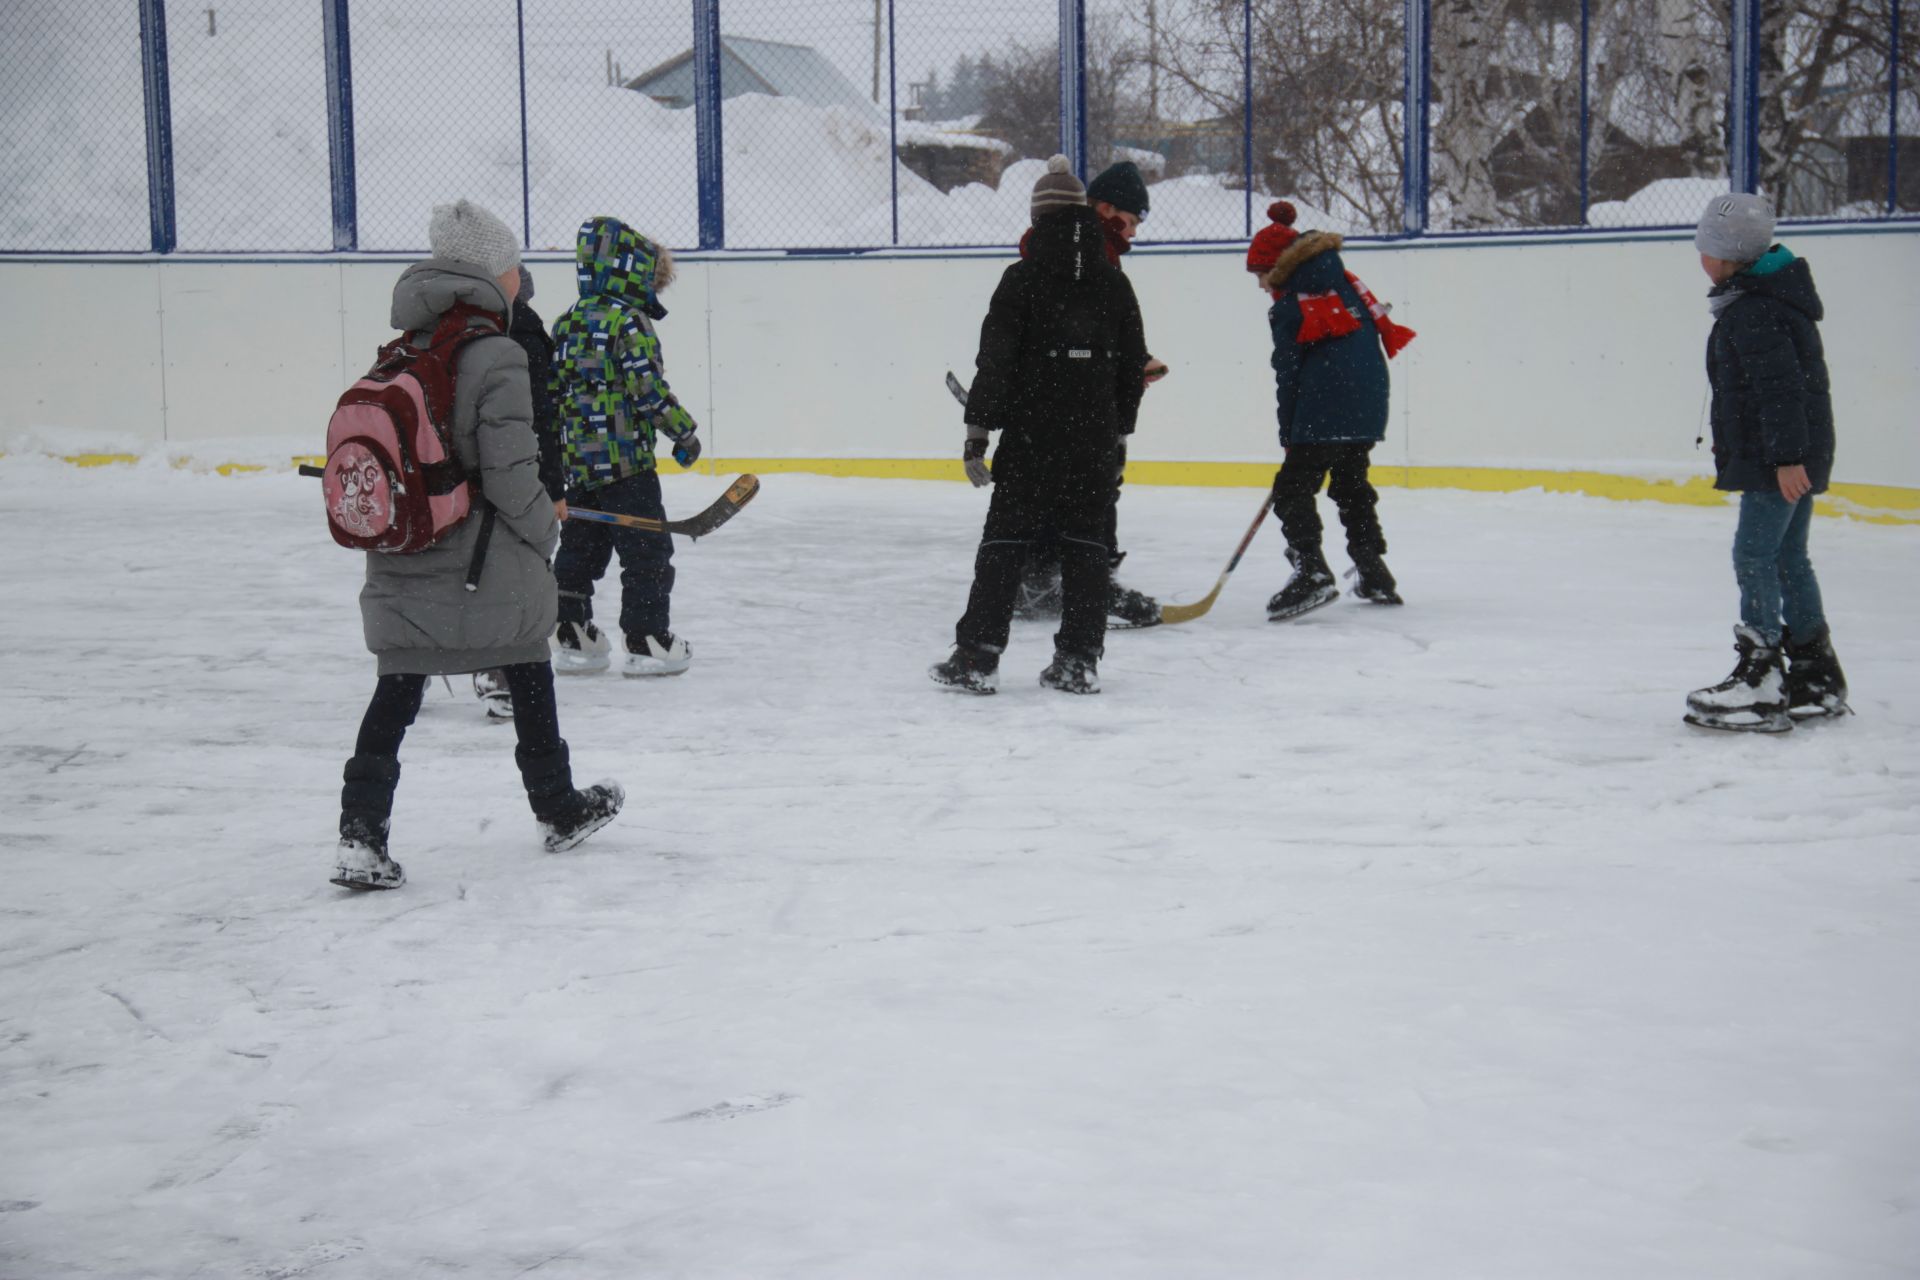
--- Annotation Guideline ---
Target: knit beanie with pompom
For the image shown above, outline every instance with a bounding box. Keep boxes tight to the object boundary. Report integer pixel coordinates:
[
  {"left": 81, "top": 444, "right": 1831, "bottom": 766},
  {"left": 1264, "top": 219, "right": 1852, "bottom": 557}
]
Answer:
[
  {"left": 1245, "top": 201, "right": 1301, "bottom": 274},
  {"left": 1029, "top": 155, "right": 1088, "bottom": 223}
]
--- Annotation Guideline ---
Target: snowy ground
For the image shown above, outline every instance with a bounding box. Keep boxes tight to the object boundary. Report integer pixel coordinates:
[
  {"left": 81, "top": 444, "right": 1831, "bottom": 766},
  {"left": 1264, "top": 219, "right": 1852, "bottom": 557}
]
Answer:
[{"left": 2, "top": 460, "right": 1918, "bottom": 1279}]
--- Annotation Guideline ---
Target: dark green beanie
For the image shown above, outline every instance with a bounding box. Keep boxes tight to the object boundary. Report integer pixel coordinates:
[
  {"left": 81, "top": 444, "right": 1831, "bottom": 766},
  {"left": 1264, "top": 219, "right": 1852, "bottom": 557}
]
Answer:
[{"left": 1086, "top": 161, "right": 1150, "bottom": 219}]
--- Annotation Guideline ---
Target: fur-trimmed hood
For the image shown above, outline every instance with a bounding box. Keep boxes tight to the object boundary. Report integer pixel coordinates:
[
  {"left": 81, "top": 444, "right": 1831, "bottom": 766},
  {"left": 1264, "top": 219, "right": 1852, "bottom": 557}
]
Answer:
[{"left": 1261, "top": 231, "right": 1343, "bottom": 291}]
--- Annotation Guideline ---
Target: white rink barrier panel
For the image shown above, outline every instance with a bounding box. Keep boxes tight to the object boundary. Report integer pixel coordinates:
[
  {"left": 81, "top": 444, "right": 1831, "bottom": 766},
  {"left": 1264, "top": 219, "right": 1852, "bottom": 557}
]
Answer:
[{"left": 2, "top": 229, "right": 1916, "bottom": 522}]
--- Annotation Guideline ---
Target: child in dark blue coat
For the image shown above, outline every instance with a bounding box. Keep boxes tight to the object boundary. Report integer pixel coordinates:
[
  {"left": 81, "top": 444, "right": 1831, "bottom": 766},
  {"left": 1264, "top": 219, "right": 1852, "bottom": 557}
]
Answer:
[
  {"left": 1246, "top": 203, "right": 1416, "bottom": 621},
  {"left": 1684, "top": 193, "right": 1848, "bottom": 733}
]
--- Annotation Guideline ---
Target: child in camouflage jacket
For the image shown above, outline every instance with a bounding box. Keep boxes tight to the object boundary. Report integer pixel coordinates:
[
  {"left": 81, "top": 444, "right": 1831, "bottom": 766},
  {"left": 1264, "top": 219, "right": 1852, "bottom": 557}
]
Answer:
[{"left": 549, "top": 216, "right": 702, "bottom": 678}]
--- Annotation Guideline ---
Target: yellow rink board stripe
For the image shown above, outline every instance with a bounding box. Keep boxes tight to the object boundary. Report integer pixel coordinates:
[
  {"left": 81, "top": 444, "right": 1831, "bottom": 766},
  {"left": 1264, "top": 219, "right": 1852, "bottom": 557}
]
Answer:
[{"left": 11, "top": 451, "right": 1920, "bottom": 526}]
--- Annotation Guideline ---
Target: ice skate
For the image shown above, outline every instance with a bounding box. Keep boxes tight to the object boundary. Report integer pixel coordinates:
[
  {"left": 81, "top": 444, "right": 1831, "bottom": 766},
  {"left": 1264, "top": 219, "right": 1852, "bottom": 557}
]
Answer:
[
  {"left": 1267, "top": 547, "right": 1339, "bottom": 622},
  {"left": 623, "top": 632, "right": 691, "bottom": 677},
  {"left": 1346, "top": 555, "right": 1402, "bottom": 606},
  {"left": 1684, "top": 625, "right": 1792, "bottom": 733},
  {"left": 330, "top": 819, "right": 405, "bottom": 890},
  {"left": 1013, "top": 561, "right": 1063, "bottom": 621},
  {"left": 1783, "top": 627, "right": 1851, "bottom": 719},
  {"left": 538, "top": 781, "right": 625, "bottom": 853},
  {"left": 551, "top": 620, "right": 611, "bottom": 675},
  {"left": 929, "top": 645, "right": 999, "bottom": 695},
  {"left": 1107, "top": 581, "right": 1163, "bottom": 629},
  {"left": 1039, "top": 649, "right": 1100, "bottom": 695},
  {"left": 472, "top": 669, "right": 513, "bottom": 720}
]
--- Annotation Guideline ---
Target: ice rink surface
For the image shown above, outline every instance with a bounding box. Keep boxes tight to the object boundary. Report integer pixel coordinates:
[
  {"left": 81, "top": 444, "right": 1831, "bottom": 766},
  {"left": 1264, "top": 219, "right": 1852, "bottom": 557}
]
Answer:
[{"left": 2, "top": 459, "right": 1917, "bottom": 1279}]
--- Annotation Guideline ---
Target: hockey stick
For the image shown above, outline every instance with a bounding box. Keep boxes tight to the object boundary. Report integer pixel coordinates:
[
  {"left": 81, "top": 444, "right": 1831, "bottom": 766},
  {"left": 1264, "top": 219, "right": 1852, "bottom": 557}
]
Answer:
[
  {"left": 299, "top": 468, "right": 760, "bottom": 540},
  {"left": 571, "top": 473, "right": 760, "bottom": 539},
  {"left": 945, "top": 370, "right": 969, "bottom": 408},
  {"left": 1158, "top": 492, "right": 1275, "bottom": 625}
]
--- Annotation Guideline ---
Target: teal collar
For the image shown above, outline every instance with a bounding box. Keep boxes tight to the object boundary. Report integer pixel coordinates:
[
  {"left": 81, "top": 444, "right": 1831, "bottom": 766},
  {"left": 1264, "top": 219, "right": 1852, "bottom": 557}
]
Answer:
[{"left": 1743, "top": 245, "right": 1795, "bottom": 277}]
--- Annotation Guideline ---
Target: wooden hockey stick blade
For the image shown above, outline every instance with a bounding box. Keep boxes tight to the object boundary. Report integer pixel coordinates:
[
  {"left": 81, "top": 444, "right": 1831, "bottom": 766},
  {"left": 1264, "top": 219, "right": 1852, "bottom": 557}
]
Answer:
[
  {"left": 569, "top": 473, "right": 760, "bottom": 540},
  {"left": 945, "top": 371, "right": 969, "bottom": 407},
  {"left": 1156, "top": 493, "right": 1275, "bottom": 625}
]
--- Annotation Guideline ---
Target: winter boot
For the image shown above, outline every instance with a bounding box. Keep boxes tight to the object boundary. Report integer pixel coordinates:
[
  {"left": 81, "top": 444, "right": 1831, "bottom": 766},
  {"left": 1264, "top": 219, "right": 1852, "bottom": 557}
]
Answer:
[
  {"left": 1039, "top": 649, "right": 1101, "bottom": 695},
  {"left": 517, "top": 742, "right": 625, "bottom": 853},
  {"left": 1267, "top": 547, "right": 1339, "bottom": 622},
  {"left": 551, "top": 620, "right": 611, "bottom": 675},
  {"left": 1684, "top": 625, "right": 1792, "bottom": 733},
  {"left": 332, "top": 754, "right": 405, "bottom": 890},
  {"left": 1782, "top": 626, "right": 1851, "bottom": 719},
  {"left": 473, "top": 669, "right": 513, "bottom": 720},
  {"left": 929, "top": 644, "right": 1000, "bottom": 695},
  {"left": 623, "top": 632, "right": 692, "bottom": 678},
  {"left": 1346, "top": 554, "right": 1403, "bottom": 606}
]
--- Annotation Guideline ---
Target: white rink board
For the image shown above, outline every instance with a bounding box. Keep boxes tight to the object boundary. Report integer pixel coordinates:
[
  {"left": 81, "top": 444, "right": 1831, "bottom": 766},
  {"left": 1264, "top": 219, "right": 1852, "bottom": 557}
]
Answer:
[{"left": 2, "top": 228, "right": 1917, "bottom": 486}]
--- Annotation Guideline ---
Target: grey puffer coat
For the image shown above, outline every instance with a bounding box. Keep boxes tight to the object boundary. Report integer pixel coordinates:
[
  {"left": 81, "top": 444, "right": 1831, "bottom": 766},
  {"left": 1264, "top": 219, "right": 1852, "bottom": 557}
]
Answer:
[{"left": 359, "top": 260, "right": 561, "bottom": 676}]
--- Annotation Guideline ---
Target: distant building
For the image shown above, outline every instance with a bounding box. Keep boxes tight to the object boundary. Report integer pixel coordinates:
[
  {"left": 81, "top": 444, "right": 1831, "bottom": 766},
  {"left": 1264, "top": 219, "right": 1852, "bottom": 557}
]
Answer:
[{"left": 625, "top": 35, "right": 883, "bottom": 126}]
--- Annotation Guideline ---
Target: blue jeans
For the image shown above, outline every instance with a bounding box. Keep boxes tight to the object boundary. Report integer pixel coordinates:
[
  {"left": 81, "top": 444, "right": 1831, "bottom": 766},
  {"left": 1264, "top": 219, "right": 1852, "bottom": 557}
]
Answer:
[
  {"left": 1732, "top": 491, "right": 1825, "bottom": 646},
  {"left": 554, "top": 471, "right": 675, "bottom": 641}
]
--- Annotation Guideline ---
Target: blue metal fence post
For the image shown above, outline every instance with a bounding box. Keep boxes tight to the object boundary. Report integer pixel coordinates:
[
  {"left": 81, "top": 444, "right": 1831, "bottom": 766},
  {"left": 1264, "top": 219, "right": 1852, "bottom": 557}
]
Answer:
[
  {"left": 694, "top": 0, "right": 724, "bottom": 249},
  {"left": 1892, "top": 0, "right": 1903, "bottom": 213},
  {"left": 1578, "top": 0, "right": 1590, "bottom": 225},
  {"left": 1729, "top": 0, "right": 1760, "bottom": 193},
  {"left": 888, "top": 0, "right": 899, "bottom": 245},
  {"left": 322, "top": 0, "right": 357, "bottom": 252},
  {"left": 1243, "top": 0, "right": 1254, "bottom": 236},
  {"left": 516, "top": 0, "right": 531, "bottom": 247},
  {"left": 1058, "top": 0, "right": 1087, "bottom": 176},
  {"left": 1403, "top": 0, "right": 1430, "bottom": 233},
  {"left": 137, "top": 0, "right": 177, "bottom": 253}
]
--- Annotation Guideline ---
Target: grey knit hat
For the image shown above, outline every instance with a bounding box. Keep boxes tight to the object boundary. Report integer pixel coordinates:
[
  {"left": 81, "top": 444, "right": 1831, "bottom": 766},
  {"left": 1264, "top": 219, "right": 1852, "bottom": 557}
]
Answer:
[
  {"left": 428, "top": 199, "right": 521, "bottom": 277},
  {"left": 1694, "top": 192, "right": 1775, "bottom": 264},
  {"left": 1030, "top": 155, "right": 1087, "bottom": 222}
]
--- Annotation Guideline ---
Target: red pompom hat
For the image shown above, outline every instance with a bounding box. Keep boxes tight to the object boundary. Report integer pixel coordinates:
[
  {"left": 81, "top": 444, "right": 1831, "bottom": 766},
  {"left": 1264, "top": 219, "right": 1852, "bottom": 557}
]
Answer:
[{"left": 1245, "top": 201, "right": 1300, "bottom": 274}]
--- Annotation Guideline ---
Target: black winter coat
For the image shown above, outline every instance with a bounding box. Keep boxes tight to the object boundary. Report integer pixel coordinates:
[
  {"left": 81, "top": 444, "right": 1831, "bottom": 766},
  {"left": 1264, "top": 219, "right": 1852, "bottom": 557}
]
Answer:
[
  {"left": 1261, "top": 232, "right": 1389, "bottom": 447},
  {"left": 510, "top": 297, "right": 565, "bottom": 501},
  {"left": 965, "top": 205, "right": 1148, "bottom": 446},
  {"left": 1705, "top": 255, "right": 1834, "bottom": 493}
]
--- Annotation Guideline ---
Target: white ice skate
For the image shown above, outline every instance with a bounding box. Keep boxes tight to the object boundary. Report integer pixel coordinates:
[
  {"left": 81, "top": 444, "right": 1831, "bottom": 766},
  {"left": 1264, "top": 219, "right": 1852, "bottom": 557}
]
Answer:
[
  {"left": 472, "top": 669, "right": 513, "bottom": 720},
  {"left": 1684, "top": 625, "right": 1792, "bottom": 734},
  {"left": 551, "top": 621, "right": 612, "bottom": 675},
  {"left": 623, "top": 632, "right": 692, "bottom": 678},
  {"left": 330, "top": 835, "right": 405, "bottom": 890}
]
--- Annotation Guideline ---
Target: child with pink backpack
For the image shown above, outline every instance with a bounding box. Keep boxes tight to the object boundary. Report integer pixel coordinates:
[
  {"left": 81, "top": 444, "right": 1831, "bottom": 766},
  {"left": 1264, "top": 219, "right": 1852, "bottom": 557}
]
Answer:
[{"left": 320, "top": 199, "right": 623, "bottom": 889}]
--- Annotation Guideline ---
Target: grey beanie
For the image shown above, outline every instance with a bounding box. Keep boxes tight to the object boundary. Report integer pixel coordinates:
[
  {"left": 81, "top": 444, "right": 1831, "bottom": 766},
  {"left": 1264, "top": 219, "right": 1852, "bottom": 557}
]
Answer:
[
  {"left": 1694, "top": 192, "right": 1776, "bottom": 264},
  {"left": 1030, "top": 155, "right": 1088, "bottom": 222},
  {"left": 516, "top": 265, "right": 535, "bottom": 302},
  {"left": 428, "top": 199, "right": 521, "bottom": 277}
]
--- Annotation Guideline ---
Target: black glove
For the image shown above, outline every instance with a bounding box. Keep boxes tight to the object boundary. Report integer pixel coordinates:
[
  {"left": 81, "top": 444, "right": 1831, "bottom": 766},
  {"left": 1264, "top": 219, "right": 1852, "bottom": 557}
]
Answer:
[
  {"left": 671, "top": 434, "right": 702, "bottom": 468},
  {"left": 963, "top": 428, "right": 991, "bottom": 488}
]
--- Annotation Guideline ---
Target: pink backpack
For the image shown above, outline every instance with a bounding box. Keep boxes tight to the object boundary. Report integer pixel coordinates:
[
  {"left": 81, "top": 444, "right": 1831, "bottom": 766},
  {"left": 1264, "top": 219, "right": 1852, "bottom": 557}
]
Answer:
[{"left": 317, "top": 304, "right": 501, "bottom": 553}]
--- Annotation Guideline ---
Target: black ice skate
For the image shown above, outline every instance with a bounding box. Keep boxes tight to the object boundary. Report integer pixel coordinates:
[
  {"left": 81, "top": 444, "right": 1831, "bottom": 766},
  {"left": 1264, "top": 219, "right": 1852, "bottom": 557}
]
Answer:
[
  {"left": 1039, "top": 649, "right": 1100, "bottom": 695},
  {"left": 929, "top": 645, "right": 1000, "bottom": 695},
  {"left": 473, "top": 669, "right": 514, "bottom": 720},
  {"left": 1267, "top": 547, "right": 1339, "bottom": 622},
  {"left": 538, "top": 782, "right": 626, "bottom": 853},
  {"left": 1108, "top": 581, "right": 1163, "bottom": 629},
  {"left": 1013, "top": 560, "right": 1063, "bottom": 621},
  {"left": 331, "top": 817, "right": 405, "bottom": 890},
  {"left": 1684, "top": 625, "right": 1792, "bottom": 733},
  {"left": 1345, "top": 555, "right": 1403, "bottom": 606},
  {"left": 1783, "top": 626, "right": 1851, "bottom": 719}
]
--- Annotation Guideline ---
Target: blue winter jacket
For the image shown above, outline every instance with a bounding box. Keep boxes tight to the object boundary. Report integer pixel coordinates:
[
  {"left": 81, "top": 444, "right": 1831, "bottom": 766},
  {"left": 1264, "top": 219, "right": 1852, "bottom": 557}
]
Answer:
[{"left": 1261, "top": 232, "right": 1390, "bottom": 447}]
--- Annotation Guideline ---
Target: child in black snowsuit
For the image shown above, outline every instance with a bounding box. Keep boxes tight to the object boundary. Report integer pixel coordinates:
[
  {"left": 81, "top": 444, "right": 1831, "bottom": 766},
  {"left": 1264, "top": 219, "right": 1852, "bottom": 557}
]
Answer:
[
  {"left": 1246, "top": 202, "right": 1415, "bottom": 621},
  {"left": 931, "top": 157, "right": 1148, "bottom": 695},
  {"left": 1683, "top": 193, "right": 1847, "bottom": 733}
]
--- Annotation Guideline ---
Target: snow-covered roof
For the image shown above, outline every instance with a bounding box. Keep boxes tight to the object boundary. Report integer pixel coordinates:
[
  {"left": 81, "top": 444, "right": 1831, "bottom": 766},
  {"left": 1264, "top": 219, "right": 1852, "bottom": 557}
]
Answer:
[{"left": 626, "top": 36, "right": 883, "bottom": 127}]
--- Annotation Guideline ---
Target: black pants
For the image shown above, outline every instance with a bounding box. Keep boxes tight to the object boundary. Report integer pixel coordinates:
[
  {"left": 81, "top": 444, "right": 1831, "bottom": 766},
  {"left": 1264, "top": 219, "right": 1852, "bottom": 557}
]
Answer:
[
  {"left": 1271, "top": 442, "right": 1386, "bottom": 561},
  {"left": 957, "top": 431, "right": 1115, "bottom": 659},
  {"left": 355, "top": 662, "right": 563, "bottom": 759},
  {"left": 554, "top": 471, "right": 675, "bottom": 641}
]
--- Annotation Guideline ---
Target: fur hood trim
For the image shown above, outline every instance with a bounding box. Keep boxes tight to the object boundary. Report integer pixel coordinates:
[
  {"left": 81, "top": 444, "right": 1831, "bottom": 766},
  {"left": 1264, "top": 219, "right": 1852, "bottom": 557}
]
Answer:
[{"left": 1261, "top": 231, "right": 1342, "bottom": 290}]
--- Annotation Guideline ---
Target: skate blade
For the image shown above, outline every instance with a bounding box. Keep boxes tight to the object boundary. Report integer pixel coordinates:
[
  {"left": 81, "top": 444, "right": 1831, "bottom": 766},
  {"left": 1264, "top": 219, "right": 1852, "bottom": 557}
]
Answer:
[
  {"left": 1683, "top": 711, "right": 1793, "bottom": 734},
  {"left": 330, "top": 871, "right": 403, "bottom": 891},
  {"left": 1267, "top": 592, "right": 1339, "bottom": 623},
  {"left": 1788, "top": 700, "right": 1854, "bottom": 720},
  {"left": 544, "top": 810, "right": 619, "bottom": 854},
  {"left": 1106, "top": 617, "right": 1162, "bottom": 630}
]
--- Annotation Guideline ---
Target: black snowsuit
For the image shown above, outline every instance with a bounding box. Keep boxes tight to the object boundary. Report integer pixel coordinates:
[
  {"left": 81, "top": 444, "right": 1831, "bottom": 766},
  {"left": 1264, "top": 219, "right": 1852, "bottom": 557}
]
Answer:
[
  {"left": 957, "top": 205, "right": 1148, "bottom": 659},
  {"left": 509, "top": 295, "right": 566, "bottom": 502}
]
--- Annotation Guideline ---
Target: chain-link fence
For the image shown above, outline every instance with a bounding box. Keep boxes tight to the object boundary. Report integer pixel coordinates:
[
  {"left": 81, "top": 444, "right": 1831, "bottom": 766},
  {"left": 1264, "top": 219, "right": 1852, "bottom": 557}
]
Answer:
[{"left": 2, "top": 0, "right": 1915, "bottom": 255}]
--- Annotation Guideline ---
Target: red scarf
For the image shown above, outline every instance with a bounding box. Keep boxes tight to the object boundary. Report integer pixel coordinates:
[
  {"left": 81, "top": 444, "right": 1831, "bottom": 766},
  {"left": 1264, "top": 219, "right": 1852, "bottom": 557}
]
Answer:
[
  {"left": 1345, "top": 272, "right": 1416, "bottom": 358},
  {"left": 1271, "top": 272, "right": 1416, "bottom": 358}
]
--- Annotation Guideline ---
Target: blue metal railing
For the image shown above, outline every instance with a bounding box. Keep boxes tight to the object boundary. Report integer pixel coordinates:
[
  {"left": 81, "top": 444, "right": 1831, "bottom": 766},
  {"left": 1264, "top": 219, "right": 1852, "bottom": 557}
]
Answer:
[{"left": 41, "top": 0, "right": 1920, "bottom": 257}]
